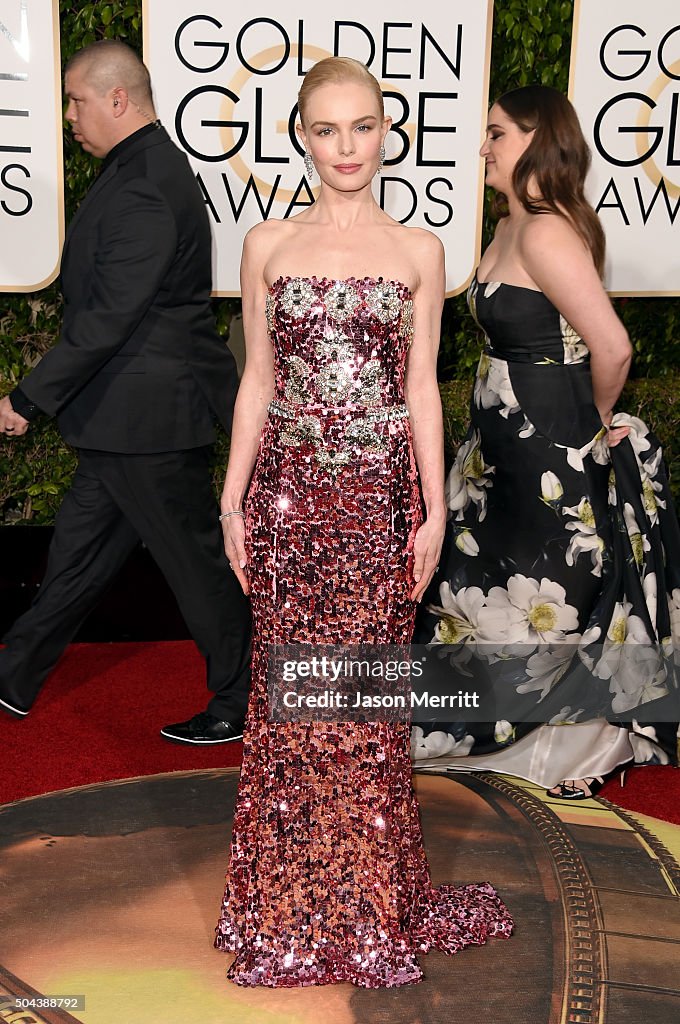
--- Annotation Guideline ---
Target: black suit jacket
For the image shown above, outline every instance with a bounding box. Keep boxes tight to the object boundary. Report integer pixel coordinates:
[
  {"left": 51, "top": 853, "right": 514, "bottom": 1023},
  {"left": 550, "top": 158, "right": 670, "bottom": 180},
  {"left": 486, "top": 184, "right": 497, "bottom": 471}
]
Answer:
[{"left": 21, "top": 126, "right": 238, "bottom": 453}]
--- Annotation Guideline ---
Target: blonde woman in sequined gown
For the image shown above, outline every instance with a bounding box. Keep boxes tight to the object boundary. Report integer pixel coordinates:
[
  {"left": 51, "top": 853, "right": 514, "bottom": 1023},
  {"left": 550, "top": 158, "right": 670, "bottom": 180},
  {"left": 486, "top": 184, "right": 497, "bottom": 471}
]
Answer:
[{"left": 213, "top": 57, "right": 513, "bottom": 988}]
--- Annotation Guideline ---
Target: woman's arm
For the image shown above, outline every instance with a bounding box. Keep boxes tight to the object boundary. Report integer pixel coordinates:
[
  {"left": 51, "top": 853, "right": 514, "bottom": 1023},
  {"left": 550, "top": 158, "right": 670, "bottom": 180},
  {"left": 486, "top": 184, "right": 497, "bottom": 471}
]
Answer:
[
  {"left": 404, "top": 230, "right": 447, "bottom": 602},
  {"left": 518, "top": 215, "right": 632, "bottom": 429},
  {"left": 220, "top": 224, "right": 276, "bottom": 594}
]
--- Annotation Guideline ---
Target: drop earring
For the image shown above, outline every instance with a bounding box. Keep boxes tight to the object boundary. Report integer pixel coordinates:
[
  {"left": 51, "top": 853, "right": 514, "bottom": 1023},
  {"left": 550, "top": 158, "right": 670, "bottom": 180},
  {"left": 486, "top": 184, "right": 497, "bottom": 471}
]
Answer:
[
  {"left": 304, "top": 151, "right": 314, "bottom": 180},
  {"left": 377, "top": 143, "right": 386, "bottom": 174}
]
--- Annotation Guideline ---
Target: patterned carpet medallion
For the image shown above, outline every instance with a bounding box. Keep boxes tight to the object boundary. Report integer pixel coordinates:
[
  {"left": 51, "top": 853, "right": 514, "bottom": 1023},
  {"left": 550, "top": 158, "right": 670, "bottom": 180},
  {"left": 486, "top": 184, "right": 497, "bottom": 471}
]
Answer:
[{"left": 1, "top": 770, "right": 679, "bottom": 1024}]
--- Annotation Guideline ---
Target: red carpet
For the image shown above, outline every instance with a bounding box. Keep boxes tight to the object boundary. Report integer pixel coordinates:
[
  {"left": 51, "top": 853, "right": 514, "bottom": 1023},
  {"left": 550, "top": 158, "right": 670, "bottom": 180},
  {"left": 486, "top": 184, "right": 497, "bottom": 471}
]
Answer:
[
  {"left": 0, "top": 642, "right": 243, "bottom": 804},
  {"left": 1, "top": 641, "right": 678, "bottom": 822}
]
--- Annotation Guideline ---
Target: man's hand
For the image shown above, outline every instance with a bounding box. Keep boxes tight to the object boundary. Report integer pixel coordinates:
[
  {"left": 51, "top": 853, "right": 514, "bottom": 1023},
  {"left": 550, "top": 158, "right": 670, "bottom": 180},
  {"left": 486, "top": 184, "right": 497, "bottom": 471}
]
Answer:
[{"left": 0, "top": 396, "right": 29, "bottom": 437}]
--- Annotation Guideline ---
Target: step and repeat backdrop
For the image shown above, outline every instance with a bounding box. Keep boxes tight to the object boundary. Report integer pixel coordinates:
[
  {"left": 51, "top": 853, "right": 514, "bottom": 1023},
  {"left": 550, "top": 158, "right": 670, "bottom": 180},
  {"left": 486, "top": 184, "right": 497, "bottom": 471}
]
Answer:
[
  {"left": 0, "top": 0, "right": 63, "bottom": 293},
  {"left": 143, "top": 1, "right": 493, "bottom": 296},
  {"left": 570, "top": 1, "right": 680, "bottom": 294},
  {"left": 1, "top": 0, "right": 678, "bottom": 295}
]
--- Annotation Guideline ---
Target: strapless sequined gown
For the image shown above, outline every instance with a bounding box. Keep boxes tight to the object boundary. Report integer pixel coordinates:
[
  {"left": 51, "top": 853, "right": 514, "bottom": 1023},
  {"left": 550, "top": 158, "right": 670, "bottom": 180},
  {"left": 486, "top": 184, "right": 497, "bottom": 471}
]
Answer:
[{"left": 214, "top": 275, "right": 513, "bottom": 987}]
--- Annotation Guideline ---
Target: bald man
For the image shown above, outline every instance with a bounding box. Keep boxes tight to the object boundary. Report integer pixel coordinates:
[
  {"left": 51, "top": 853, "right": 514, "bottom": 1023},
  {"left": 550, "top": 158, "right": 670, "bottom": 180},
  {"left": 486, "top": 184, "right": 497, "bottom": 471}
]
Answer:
[{"left": 0, "top": 41, "right": 251, "bottom": 743}]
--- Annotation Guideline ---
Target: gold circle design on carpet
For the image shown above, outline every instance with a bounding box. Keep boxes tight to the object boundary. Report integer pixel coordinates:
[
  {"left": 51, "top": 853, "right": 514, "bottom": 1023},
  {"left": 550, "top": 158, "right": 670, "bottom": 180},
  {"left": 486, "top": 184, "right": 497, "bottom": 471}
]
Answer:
[{"left": 1, "top": 770, "right": 679, "bottom": 1024}]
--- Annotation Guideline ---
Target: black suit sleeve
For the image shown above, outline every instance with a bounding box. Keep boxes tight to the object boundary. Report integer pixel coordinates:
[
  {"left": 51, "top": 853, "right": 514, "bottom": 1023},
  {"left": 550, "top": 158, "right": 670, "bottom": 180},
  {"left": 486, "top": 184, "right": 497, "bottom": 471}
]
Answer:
[
  {"left": 19, "top": 178, "right": 178, "bottom": 417},
  {"left": 9, "top": 386, "right": 42, "bottom": 420}
]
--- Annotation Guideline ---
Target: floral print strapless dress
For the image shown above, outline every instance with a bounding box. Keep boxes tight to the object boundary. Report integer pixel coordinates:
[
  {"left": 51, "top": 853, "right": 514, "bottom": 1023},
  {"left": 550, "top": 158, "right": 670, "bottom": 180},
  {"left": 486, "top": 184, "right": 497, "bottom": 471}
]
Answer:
[
  {"left": 214, "top": 276, "right": 513, "bottom": 987},
  {"left": 413, "top": 275, "right": 679, "bottom": 772}
]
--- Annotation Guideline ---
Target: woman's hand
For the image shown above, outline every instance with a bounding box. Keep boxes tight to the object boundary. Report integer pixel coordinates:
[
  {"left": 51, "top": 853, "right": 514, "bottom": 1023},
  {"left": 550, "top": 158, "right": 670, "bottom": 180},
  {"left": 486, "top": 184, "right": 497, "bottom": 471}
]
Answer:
[
  {"left": 221, "top": 514, "right": 250, "bottom": 595},
  {"left": 410, "top": 514, "right": 445, "bottom": 603},
  {"left": 602, "top": 412, "right": 630, "bottom": 448}
]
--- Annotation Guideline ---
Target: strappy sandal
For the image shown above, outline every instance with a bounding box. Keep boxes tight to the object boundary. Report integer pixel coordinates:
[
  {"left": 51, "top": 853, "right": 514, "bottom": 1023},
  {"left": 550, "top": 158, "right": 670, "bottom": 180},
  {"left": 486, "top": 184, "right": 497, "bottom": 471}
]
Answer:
[{"left": 546, "top": 760, "right": 633, "bottom": 801}]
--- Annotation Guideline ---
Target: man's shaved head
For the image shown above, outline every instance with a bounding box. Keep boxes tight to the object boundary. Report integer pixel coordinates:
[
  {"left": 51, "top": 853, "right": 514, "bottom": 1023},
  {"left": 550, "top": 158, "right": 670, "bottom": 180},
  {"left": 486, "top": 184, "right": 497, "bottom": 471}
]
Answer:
[
  {"left": 66, "top": 39, "right": 153, "bottom": 109},
  {"left": 64, "top": 40, "right": 157, "bottom": 158}
]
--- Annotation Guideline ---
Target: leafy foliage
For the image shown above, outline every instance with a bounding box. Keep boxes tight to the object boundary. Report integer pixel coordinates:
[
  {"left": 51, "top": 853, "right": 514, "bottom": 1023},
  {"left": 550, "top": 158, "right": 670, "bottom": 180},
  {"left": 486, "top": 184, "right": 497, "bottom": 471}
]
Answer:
[{"left": 0, "top": 1, "right": 678, "bottom": 522}]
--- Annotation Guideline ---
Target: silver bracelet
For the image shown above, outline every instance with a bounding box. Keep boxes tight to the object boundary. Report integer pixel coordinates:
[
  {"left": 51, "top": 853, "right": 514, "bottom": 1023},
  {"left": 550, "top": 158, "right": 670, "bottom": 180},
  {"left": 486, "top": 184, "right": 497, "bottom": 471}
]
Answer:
[{"left": 218, "top": 510, "right": 244, "bottom": 521}]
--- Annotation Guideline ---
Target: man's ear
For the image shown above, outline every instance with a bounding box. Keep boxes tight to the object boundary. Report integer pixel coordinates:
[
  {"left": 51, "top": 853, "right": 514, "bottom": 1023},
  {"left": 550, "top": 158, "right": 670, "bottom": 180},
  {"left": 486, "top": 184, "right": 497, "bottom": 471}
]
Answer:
[{"left": 111, "top": 87, "right": 128, "bottom": 116}]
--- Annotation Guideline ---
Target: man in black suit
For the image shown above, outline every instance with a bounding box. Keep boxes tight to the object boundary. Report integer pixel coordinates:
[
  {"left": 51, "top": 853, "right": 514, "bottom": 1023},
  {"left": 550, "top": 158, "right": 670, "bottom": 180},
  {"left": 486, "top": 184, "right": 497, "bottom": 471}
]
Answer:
[{"left": 0, "top": 40, "right": 250, "bottom": 743}]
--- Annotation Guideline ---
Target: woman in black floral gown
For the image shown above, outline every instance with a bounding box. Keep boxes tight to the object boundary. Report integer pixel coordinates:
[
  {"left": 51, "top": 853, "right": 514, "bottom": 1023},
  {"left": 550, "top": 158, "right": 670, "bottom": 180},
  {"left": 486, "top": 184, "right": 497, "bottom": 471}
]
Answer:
[{"left": 413, "top": 86, "right": 679, "bottom": 797}]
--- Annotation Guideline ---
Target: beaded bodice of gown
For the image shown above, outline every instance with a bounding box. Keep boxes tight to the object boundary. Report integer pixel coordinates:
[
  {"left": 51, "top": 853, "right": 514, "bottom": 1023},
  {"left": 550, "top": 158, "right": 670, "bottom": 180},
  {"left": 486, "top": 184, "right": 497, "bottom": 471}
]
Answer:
[
  {"left": 264, "top": 275, "right": 415, "bottom": 481},
  {"left": 214, "top": 274, "right": 513, "bottom": 988}
]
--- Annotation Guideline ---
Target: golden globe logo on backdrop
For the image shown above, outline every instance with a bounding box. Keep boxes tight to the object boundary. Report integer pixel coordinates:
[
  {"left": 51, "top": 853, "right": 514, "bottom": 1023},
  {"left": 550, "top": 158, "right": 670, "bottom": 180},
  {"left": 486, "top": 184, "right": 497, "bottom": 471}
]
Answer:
[
  {"left": 143, "top": 2, "right": 494, "bottom": 296},
  {"left": 0, "top": 0, "right": 63, "bottom": 293},
  {"left": 570, "top": 0, "right": 680, "bottom": 296}
]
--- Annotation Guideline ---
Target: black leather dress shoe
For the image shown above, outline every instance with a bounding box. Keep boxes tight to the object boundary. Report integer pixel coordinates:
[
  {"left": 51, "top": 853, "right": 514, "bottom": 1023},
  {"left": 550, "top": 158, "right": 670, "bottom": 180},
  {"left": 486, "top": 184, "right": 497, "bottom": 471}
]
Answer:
[
  {"left": 0, "top": 688, "right": 30, "bottom": 719},
  {"left": 160, "top": 711, "right": 244, "bottom": 744}
]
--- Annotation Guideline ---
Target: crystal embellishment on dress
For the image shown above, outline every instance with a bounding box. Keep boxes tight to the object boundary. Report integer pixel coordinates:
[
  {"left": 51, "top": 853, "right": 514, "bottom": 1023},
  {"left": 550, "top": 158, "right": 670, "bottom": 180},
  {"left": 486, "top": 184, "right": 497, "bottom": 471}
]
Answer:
[
  {"left": 283, "top": 356, "right": 313, "bottom": 405},
  {"left": 317, "top": 360, "right": 353, "bottom": 403},
  {"left": 280, "top": 278, "right": 316, "bottom": 318},
  {"left": 315, "top": 447, "right": 353, "bottom": 476},
  {"left": 399, "top": 300, "right": 414, "bottom": 345},
  {"left": 355, "top": 359, "right": 387, "bottom": 406},
  {"left": 365, "top": 282, "right": 402, "bottom": 323},
  {"left": 315, "top": 331, "right": 355, "bottom": 364},
  {"left": 323, "top": 281, "right": 361, "bottom": 322},
  {"left": 270, "top": 400, "right": 400, "bottom": 477},
  {"left": 279, "top": 414, "right": 322, "bottom": 448},
  {"left": 345, "top": 417, "right": 387, "bottom": 452},
  {"left": 263, "top": 278, "right": 418, "bottom": 477}
]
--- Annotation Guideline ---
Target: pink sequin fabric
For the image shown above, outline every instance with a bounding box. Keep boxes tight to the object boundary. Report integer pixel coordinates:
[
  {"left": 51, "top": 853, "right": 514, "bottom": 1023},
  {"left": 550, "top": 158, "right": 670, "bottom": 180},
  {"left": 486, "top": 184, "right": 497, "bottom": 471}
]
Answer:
[{"left": 214, "top": 276, "right": 513, "bottom": 987}]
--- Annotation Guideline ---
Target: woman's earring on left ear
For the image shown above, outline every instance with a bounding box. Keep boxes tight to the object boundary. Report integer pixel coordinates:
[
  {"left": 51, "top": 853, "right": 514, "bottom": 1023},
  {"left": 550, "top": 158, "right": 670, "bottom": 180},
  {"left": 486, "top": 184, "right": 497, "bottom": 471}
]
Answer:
[
  {"left": 304, "top": 151, "right": 314, "bottom": 180},
  {"left": 378, "top": 144, "right": 386, "bottom": 174}
]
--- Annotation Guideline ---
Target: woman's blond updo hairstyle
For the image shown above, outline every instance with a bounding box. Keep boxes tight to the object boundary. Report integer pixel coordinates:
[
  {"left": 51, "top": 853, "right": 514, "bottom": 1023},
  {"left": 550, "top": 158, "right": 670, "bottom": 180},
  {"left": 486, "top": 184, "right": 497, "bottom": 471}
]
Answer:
[{"left": 298, "top": 57, "right": 384, "bottom": 126}]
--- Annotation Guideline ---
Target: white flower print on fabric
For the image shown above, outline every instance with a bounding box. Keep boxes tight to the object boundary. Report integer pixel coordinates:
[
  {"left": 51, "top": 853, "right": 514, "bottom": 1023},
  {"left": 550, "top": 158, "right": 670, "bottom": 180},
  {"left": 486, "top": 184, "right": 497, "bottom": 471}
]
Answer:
[
  {"left": 411, "top": 725, "right": 475, "bottom": 760},
  {"left": 607, "top": 467, "right": 617, "bottom": 507},
  {"left": 494, "top": 720, "right": 515, "bottom": 745},
  {"left": 518, "top": 416, "right": 536, "bottom": 439},
  {"left": 446, "top": 430, "right": 495, "bottom": 521},
  {"left": 540, "top": 471, "right": 564, "bottom": 509},
  {"left": 428, "top": 583, "right": 487, "bottom": 648},
  {"left": 474, "top": 355, "right": 520, "bottom": 418},
  {"left": 452, "top": 526, "right": 479, "bottom": 557},
  {"left": 547, "top": 707, "right": 587, "bottom": 725},
  {"left": 591, "top": 428, "right": 611, "bottom": 467},
  {"left": 563, "top": 497, "right": 604, "bottom": 577},
  {"left": 562, "top": 428, "right": 606, "bottom": 474},
  {"left": 639, "top": 447, "right": 666, "bottom": 526},
  {"left": 642, "top": 571, "right": 658, "bottom": 630},
  {"left": 610, "top": 413, "right": 652, "bottom": 461},
  {"left": 591, "top": 598, "right": 667, "bottom": 713},
  {"left": 623, "top": 501, "right": 651, "bottom": 569},
  {"left": 518, "top": 643, "right": 579, "bottom": 698},
  {"left": 560, "top": 315, "right": 589, "bottom": 365},
  {"left": 478, "top": 575, "right": 580, "bottom": 652},
  {"left": 630, "top": 721, "right": 671, "bottom": 765}
]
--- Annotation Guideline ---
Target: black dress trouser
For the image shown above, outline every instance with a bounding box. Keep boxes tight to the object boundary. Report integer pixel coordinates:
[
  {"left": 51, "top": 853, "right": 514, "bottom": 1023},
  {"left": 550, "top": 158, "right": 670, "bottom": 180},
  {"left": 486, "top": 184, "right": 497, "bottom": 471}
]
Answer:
[{"left": 0, "top": 447, "right": 251, "bottom": 717}]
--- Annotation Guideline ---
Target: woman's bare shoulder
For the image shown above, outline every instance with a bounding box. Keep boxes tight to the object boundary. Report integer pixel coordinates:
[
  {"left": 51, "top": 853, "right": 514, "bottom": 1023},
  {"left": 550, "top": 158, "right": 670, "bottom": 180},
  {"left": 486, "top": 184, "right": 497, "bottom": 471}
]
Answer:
[
  {"left": 242, "top": 218, "right": 298, "bottom": 270},
  {"left": 386, "top": 223, "right": 444, "bottom": 277},
  {"left": 519, "top": 210, "right": 582, "bottom": 250}
]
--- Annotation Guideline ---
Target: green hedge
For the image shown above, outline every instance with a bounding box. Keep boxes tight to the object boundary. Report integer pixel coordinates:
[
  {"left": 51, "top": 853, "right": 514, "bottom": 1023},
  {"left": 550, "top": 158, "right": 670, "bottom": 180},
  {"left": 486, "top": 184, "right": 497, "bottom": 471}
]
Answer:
[{"left": 1, "top": 0, "right": 679, "bottom": 522}]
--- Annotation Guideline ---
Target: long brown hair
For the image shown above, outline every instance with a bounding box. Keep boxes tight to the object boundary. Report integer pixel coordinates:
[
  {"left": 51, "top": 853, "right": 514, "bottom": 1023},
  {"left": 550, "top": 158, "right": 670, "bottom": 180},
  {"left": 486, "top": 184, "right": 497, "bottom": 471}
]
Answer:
[{"left": 491, "top": 85, "right": 605, "bottom": 276}]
